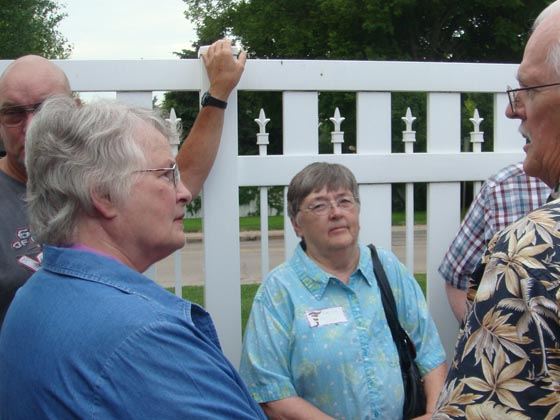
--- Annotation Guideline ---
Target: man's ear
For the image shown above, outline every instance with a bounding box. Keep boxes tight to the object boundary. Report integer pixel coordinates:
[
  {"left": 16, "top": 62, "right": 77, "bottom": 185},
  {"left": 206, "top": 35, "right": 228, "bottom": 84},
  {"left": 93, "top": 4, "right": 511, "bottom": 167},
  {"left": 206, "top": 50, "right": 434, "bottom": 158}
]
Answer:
[
  {"left": 91, "top": 188, "right": 118, "bottom": 219},
  {"left": 72, "top": 94, "right": 82, "bottom": 107}
]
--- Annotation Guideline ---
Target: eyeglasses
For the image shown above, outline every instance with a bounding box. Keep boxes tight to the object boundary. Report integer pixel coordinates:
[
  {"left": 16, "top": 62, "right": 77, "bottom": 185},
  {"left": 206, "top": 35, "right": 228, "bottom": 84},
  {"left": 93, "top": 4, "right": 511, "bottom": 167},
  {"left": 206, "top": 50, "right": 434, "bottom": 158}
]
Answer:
[
  {"left": 300, "top": 195, "right": 359, "bottom": 216},
  {"left": 506, "top": 82, "right": 560, "bottom": 112},
  {"left": 0, "top": 102, "right": 43, "bottom": 127},
  {"left": 134, "top": 162, "right": 180, "bottom": 187}
]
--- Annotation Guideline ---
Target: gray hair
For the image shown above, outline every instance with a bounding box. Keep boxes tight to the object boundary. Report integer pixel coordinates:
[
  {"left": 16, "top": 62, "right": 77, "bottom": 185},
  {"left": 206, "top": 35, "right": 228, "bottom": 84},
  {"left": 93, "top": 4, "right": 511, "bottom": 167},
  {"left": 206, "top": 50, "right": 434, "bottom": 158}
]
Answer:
[
  {"left": 287, "top": 162, "right": 359, "bottom": 220},
  {"left": 25, "top": 96, "right": 178, "bottom": 245},
  {"left": 533, "top": 0, "right": 560, "bottom": 77}
]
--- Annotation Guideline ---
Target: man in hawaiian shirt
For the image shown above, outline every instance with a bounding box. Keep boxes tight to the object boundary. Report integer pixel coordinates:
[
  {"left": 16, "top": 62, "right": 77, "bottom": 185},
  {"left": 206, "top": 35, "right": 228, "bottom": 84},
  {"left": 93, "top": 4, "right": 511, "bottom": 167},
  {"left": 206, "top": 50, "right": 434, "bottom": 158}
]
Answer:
[{"left": 435, "top": 2, "right": 560, "bottom": 418}]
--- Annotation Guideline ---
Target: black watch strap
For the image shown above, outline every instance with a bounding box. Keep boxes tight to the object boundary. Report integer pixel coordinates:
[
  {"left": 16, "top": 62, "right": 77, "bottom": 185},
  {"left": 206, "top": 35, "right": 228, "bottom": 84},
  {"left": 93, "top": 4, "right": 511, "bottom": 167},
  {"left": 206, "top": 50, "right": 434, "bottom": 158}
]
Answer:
[{"left": 201, "top": 91, "right": 227, "bottom": 109}]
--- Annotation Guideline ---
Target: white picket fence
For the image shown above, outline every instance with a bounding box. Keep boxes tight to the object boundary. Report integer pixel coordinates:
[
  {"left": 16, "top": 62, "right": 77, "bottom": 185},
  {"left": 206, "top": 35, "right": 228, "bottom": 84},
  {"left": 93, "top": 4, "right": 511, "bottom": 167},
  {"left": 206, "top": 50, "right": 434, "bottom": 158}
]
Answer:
[{"left": 2, "top": 56, "right": 525, "bottom": 367}]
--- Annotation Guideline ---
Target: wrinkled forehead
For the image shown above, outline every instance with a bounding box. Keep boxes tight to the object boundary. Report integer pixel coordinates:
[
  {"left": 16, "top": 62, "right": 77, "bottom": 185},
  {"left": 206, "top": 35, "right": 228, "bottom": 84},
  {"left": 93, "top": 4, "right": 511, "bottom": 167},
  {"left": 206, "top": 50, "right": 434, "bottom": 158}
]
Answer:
[{"left": 305, "top": 185, "right": 353, "bottom": 200}]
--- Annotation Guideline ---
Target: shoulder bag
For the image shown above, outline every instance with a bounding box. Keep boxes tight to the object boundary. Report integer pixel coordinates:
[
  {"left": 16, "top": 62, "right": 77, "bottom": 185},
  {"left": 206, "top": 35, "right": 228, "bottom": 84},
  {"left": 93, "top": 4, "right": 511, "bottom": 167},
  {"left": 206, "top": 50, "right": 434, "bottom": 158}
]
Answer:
[{"left": 368, "top": 244, "right": 426, "bottom": 419}]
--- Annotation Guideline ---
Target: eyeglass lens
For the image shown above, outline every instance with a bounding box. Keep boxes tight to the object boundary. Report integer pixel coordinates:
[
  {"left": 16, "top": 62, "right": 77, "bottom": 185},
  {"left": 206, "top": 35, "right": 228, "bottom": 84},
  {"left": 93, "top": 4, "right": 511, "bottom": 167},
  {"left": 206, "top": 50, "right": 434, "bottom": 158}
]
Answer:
[{"left": 0, "top": 103, "right": 42, "bottom": 127}]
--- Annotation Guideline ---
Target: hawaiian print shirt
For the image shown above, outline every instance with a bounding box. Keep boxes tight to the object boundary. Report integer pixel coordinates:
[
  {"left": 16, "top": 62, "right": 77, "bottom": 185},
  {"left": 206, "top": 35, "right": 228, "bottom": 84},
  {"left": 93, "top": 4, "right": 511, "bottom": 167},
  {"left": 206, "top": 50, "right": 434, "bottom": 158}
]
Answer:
[{"left": 434, "top": 200, "right": 560, "bottom": 419}]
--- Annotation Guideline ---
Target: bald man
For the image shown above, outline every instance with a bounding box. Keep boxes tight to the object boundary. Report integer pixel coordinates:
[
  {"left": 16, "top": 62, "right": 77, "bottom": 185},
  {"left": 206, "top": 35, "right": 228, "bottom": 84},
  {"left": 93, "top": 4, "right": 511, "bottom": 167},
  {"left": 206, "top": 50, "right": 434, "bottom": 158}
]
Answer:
[{"left": 0, "top": 41, "right": 246, "bottom": 326}]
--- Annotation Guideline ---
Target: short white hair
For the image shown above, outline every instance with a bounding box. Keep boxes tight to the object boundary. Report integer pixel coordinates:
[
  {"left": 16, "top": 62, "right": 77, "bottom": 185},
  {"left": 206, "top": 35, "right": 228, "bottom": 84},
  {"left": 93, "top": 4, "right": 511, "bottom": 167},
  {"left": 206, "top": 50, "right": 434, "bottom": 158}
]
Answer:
[
  {"left": 25, "top": 96, "right": 178, "bottom": 245},
  {"left": 533, "top": 0, "right": 560, "bottom": 78}
]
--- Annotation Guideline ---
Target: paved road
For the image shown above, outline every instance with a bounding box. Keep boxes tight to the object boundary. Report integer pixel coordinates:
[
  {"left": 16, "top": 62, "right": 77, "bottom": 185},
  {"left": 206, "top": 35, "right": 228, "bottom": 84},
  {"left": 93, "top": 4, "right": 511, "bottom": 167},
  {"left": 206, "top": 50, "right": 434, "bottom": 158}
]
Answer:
[{"left": 154, "top": 227, "right": 427, "bottom": 288}]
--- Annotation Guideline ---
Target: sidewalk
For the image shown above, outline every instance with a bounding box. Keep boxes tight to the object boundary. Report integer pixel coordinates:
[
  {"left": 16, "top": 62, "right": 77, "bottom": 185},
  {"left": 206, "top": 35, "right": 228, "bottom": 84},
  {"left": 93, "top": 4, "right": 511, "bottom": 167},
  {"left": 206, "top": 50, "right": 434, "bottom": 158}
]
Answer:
[
  {"left": 185, "top": 230, "right": 285, "bottom": 243},
  {"left": 185, "top": 225, "right": 426, "bottom": 242}
]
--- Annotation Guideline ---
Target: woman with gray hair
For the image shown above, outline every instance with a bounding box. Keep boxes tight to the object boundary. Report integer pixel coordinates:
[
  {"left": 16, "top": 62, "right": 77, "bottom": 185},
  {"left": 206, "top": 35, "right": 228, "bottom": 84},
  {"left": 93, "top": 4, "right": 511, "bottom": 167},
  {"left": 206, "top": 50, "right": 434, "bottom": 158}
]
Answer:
[
  {"left": 0, "top": 96, "right": 265, "bottom": 419},
  {"left": 240, "top": 162, "right": 447, "bottom": 419}
]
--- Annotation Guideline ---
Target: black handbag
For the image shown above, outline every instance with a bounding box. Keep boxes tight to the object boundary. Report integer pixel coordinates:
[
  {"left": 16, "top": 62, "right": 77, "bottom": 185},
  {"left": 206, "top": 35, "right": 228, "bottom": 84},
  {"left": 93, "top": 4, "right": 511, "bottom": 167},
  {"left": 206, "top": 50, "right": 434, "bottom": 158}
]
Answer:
[{"left": 368, "top": 244, "right": 426, "bottom": 419}]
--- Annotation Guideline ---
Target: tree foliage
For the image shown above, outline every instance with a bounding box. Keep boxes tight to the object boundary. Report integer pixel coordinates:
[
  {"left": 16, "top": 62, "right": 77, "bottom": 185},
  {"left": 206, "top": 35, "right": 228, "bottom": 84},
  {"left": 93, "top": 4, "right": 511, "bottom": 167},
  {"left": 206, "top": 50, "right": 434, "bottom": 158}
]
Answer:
[
  {"left": 0, "top": 0, "right": 71, "bottom": 59},
  {"left": 182, "top": 0, "right": 548, "bottom": 62},
  {"left": 168, "top": 0, "right": 550, "bottom": 211}
]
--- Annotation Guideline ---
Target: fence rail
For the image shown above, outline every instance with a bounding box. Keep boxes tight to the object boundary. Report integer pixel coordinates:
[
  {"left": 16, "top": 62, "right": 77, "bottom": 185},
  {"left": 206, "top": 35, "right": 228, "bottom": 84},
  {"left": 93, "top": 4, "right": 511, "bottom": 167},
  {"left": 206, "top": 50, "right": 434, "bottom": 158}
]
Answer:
[{"left": 0, "top": 57, "right": 524, "bottom": 366}]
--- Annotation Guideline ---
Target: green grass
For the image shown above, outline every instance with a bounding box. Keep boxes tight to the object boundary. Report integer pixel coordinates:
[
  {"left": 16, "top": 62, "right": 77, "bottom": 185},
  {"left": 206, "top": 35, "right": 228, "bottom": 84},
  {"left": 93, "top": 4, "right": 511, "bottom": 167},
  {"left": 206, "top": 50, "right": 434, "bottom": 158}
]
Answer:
[
  {"left": 184, "top": 212, "right": 425, "bottom": 233},
  {"left": 167, "top": 284, "right": 260, "bottom": 335},
  {"left": 415, "top": 273, "right": 426, "bottom": 296},
  {"left": 168, "top": 274, "right": 426, "bottom": 334}
]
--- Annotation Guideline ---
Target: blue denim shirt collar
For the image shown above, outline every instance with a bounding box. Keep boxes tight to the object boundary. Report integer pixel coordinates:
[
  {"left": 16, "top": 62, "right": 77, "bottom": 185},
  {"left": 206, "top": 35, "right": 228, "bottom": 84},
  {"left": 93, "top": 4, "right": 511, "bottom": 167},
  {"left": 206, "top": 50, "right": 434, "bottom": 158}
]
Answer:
[{"left": 292, "top": 243, "right": 374, "bottom": 300}]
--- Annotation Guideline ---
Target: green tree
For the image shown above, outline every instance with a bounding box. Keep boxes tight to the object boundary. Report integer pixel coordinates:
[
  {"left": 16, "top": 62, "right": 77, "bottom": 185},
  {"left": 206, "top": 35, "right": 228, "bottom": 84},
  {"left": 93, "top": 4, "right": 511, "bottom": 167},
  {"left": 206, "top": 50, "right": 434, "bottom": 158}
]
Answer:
[
  {"left": 182, "top": 0, "right": 547, "bottom": 62},
  {"left": 0, "top": 0, "right": 71, "bottom": 59},
  {"left": 168, "top": 0, "right": 549, "bottom": 211}
]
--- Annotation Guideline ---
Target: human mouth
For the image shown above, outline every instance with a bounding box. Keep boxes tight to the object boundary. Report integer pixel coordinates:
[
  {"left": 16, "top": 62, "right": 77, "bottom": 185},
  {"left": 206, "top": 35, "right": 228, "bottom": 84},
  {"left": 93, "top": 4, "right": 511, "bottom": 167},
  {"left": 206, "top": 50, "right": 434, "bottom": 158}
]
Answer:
[
  {"left": 329, "top": 225, "right": 347, "bottom": 234},
  {"left": 519, "top": 127, "right": 530, "bottom": 143}
]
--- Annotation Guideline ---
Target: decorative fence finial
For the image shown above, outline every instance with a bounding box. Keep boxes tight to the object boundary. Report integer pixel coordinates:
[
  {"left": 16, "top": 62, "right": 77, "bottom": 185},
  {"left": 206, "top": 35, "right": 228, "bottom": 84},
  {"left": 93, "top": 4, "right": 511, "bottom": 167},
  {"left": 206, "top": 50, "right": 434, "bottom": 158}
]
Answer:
[
  {"left": 166, "top": 108, "right": 182, "bottom": 154},
  {"left": 469, "top": 109, "right": 484, "bottom": 145},
  {"left": 254, "top": 108, "right": 270, "bottom": 147},
  {"left": 329, "top": 107, "right": 345, "bottom": 154},
  {"left": 254, "top": 108, "right": 271, "bottom": 156},
  {"left": 401, "top": 107, "right": 416, "bottom": 144}
]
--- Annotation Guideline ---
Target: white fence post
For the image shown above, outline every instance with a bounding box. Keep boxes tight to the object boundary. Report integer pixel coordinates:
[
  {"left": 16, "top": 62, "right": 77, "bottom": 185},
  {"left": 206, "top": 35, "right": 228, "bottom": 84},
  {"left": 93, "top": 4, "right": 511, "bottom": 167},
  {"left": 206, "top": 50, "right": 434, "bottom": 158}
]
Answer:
[
  {"left": 255, "top": 109, "right": 271, "bottom": 280},
  {"left": 282, "top": 92, "right": 318, "bottom": 259},
  {"left": 402, "top": 107, "right": 416, "bottom": 273},
  {"left": 356, "top": 92, "right": 392, "bottom": 249},
  {"left": 198, "top": 49, "right": 242, "bottom": 366},
  {"left": 426, "top": 93, "right": 461, "bottom": 364},
  {"left": 470, "top": 109, "right": 484, "bottom": 195}
]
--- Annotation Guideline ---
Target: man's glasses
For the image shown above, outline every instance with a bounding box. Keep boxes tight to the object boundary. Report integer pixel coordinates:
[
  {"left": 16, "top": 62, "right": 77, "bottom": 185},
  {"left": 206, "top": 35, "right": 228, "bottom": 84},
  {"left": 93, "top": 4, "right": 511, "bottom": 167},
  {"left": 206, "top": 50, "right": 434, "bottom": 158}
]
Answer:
[
  {"left": 0, "top": 102, "right": 43, "bottom": 127},
  {"left": 300, "top": 195, "right": 359, "bottom": 216},
  {"left": 506, "top": 82, "right": 560, "bottom": 112},
  {"left": 134, "top": 163, "right": 180, "bottom": 188}
]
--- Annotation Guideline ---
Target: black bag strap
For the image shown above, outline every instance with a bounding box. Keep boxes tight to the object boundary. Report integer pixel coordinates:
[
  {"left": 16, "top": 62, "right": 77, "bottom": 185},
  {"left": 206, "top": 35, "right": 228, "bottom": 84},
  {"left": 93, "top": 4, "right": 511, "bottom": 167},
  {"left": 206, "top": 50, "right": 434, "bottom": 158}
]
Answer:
[{"left": 368, "top": 244, "right": 417, "bottom": 368}]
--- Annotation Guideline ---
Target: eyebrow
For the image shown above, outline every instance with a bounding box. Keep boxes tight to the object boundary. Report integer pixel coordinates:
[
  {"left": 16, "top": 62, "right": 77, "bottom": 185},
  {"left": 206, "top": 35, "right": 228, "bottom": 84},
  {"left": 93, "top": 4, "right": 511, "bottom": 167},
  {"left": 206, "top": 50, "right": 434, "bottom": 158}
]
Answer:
[
  {"left": 309, "top": 191, "right": 352, "bottom": 200},
  {"left": 0, "top": 101, "right": 40, "bottom": 110},
  {"left": 0, "top": 102, "right": 20, "bottom": 109}
]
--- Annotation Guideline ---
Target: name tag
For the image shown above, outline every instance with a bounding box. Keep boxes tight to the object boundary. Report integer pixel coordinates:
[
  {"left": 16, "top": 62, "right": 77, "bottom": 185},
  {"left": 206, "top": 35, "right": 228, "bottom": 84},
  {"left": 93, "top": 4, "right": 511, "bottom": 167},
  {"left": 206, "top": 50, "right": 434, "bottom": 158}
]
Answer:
[{"left": 306, "top": 306, "right": 347, "bottom": 328}]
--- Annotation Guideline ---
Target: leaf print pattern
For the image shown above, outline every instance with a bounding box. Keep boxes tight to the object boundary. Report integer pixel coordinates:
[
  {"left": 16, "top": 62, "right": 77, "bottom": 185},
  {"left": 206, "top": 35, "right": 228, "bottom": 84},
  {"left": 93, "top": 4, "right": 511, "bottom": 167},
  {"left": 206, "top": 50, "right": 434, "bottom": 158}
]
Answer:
[
  {"left": 464, "top": 401, "right": 531, "bottom": 419},
  {"left": 461, "top": 308, "right": 530, "bottom": 365},
  {"left": 435, "top": 203, "right": 560, "bottom": 419}
]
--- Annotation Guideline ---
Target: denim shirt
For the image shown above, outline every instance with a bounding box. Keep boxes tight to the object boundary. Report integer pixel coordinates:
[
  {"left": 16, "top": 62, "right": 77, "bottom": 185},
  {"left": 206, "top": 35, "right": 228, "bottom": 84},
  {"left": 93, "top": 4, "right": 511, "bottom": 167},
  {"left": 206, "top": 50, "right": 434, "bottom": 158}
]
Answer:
[
  {"left": 0, "top": 245, "right": 265, "bottom": 419},
  {"left": 240, "top": 244, "right": 446, "bottom": 419}
]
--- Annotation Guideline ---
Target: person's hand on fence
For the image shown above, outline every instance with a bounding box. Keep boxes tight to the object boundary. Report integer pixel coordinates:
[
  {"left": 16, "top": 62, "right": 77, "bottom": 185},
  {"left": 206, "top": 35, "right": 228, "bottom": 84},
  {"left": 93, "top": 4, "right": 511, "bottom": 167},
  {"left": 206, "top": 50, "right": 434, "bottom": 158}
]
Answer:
[{"left": 202, "top": 38, "right": 247, "bottom": 102}]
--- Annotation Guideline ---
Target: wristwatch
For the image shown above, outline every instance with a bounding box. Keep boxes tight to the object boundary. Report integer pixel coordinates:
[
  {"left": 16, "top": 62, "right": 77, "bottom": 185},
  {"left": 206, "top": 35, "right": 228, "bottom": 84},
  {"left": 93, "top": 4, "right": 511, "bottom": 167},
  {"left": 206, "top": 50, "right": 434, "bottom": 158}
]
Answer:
[{"left": 201, "top": 91, "right": 227, "bottom": 109}]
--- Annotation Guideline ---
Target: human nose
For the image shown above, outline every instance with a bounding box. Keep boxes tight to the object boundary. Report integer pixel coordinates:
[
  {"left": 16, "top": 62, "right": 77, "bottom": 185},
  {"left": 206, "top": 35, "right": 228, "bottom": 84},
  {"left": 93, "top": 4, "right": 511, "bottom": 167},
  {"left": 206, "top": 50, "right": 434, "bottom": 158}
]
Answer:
[
  {"left": 176, "top": 179, "right": 193, "bottom": 205},
  {"left": 327, "top": 200, "right": 343, "bottom": 216},
  {"left": 505, "top": 99, "right": 525, "bottom": 120},
  {"left": 506, "top": 89, "right": 526, "bottom": 120}
]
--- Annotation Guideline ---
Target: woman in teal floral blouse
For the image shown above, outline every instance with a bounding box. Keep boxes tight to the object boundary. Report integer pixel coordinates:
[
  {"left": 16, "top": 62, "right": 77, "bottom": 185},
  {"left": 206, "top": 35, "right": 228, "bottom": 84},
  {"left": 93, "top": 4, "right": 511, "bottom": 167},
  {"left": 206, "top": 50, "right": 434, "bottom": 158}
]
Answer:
[{"left": 240, "top": 162, "right": 447, "bottom": 419}]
